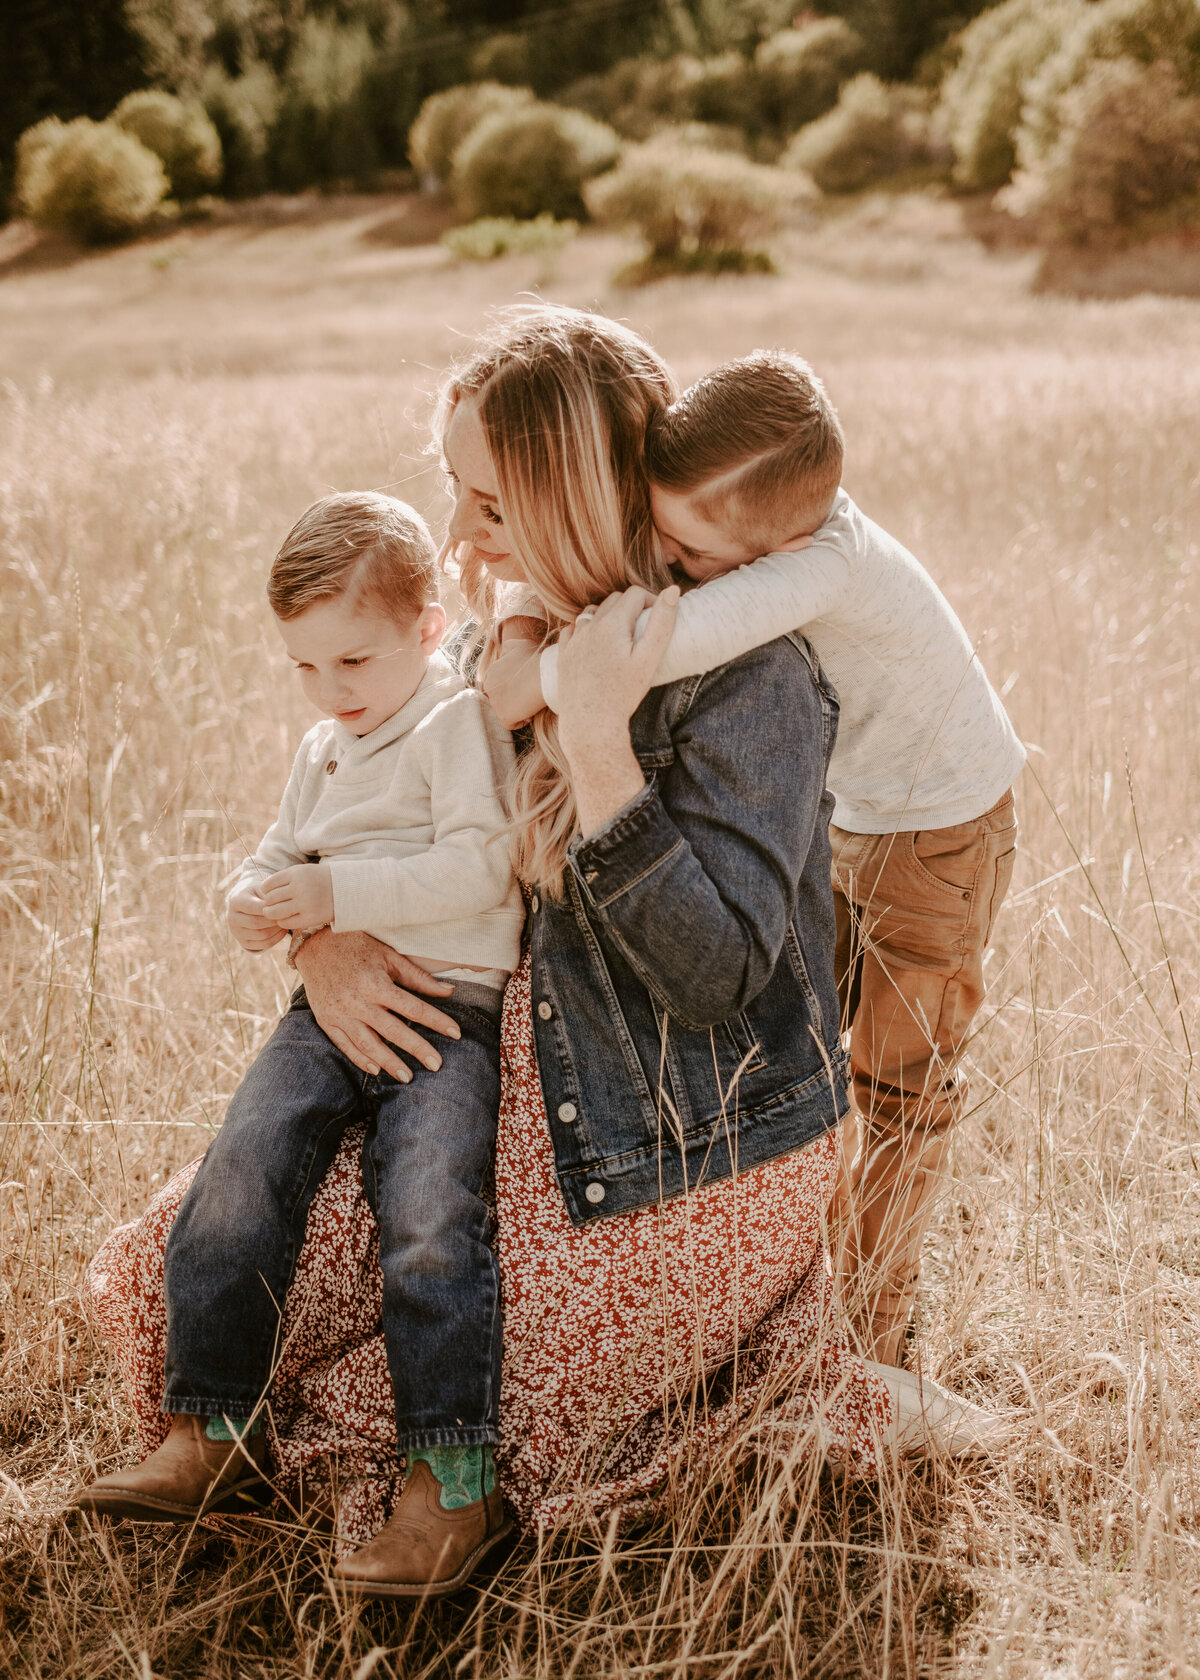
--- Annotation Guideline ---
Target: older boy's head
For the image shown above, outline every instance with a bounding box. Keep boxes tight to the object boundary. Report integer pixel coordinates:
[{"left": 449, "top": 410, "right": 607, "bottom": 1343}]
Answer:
[{"left": 645, "top": 351, "right": 844, "bottom": 579}]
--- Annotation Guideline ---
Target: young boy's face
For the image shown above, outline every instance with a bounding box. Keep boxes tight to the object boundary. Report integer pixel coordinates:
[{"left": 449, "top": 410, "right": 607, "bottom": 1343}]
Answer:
[
  {"left": 277, "top": 595, "right": 446, "bottom": 736},
  {"left": 651, "top": 485, "right": 815, "bottom": 581},
  {"left": 650, "top": 487, "right": 763, "bottom": 581}
]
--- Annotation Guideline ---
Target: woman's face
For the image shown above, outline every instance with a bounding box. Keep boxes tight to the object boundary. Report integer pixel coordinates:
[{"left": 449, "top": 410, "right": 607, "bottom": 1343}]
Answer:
[{"left": 442, "top": 397, "right": 527, "bottom": 585}]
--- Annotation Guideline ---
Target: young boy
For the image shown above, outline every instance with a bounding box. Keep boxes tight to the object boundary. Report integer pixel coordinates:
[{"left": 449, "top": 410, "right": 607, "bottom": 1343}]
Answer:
[
  {"left": 483, "top": 352, "right": 1023, "bottom": 1368},
  {"left": 78, "top": 492, "right": 525, "bottom": 1598}
]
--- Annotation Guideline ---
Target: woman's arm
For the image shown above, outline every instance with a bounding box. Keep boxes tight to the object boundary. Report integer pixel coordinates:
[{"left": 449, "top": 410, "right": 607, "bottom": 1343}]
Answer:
[
  {"left": 557, "top": 605, "right": 832, "bottom": 1031},
  {"left": 293, "top": 929, "right": 462, "bottom": 1080}
]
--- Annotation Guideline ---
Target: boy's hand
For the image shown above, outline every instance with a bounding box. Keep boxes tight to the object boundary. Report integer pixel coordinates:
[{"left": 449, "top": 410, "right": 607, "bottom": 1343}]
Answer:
[
  {"left": 259, "top": 862, "right": 335, "bottom": 931},
  {"left": 480, "top": 632, "right": 548, "bottom": 729},
  {"left": 227, "top": 884, "right": 287, "bottom": 952}
]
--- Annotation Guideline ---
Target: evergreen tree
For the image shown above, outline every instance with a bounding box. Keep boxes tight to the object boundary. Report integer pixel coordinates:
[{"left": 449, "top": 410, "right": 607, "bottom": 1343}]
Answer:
[{"left": 1, "top": 0, "right": 147, "bottom": 208}]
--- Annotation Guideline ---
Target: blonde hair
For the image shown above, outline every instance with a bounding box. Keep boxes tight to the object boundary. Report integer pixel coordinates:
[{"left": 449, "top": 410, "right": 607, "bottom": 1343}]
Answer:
[
  {"left": 435, "top": 306, "right": 678, "bottom": 894},
  {"left": 268, "top": 492, "right": 438, "bottom": 625},
  {"left": 644, "top": 350, "right": 844, "bottom": 551}
]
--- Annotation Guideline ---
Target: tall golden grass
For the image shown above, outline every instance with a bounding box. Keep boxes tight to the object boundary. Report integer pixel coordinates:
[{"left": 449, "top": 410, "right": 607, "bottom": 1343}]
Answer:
[{"left": 1, "top": 201, "right": 1198, "bottom": 1677}]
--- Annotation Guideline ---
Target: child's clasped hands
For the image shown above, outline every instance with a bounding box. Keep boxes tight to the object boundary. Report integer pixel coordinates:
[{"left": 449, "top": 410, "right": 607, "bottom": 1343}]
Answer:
[{"left": 227, "top": 862, "right": 334, "bottom": 951}]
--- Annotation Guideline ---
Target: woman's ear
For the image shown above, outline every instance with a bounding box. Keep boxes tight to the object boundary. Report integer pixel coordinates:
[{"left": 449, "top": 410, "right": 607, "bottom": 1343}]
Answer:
[{"left": 418, "top": 602, "right": 448, "bottom": 654}]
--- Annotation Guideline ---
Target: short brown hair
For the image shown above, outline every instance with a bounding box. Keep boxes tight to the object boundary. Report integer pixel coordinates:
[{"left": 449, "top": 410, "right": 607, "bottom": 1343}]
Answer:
[
  {"left": 268, "top": 492, "right": 438, "bottom": 624},
  {"left": 644, "top": 351, "right": 844, "bottom": 551}
]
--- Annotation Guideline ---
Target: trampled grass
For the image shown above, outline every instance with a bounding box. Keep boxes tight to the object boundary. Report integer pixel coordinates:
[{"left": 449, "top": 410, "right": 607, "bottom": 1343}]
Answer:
[{"left": 1, "top": 194, "right": 1198, "bottom": 1677}]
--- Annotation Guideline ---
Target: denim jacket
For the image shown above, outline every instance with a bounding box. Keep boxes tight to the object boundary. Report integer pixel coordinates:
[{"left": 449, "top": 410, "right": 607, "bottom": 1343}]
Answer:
[{"left": 528, "top": 632, "right": 850, "bottom": 1226}]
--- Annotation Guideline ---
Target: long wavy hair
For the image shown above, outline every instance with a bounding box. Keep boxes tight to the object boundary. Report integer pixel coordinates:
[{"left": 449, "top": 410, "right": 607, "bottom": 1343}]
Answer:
[{"left": 434, "top": 306, "right": 678, "bottom": 894}]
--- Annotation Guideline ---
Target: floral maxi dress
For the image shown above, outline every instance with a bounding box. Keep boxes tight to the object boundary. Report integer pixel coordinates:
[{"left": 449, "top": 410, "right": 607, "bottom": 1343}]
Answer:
[{"left": 86, "top": 958, "right": 894, "bottom": 1543}]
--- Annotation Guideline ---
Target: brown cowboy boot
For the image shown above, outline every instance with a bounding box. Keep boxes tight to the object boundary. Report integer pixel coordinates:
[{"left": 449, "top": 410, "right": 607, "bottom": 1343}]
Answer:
[
  {"left": 73, "top": 1415, "right": 273, "bottom": 1522},
  {"left": 841, "top": 1111, "right": 952, "bottom": 1367},
  {"left": 334, "top": 1459, "right": 513, "bottom": 1600}
]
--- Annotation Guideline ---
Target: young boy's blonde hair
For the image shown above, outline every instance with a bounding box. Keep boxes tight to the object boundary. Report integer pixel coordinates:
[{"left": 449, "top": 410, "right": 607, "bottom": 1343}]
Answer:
[
  {"left": 268, "top": 492, "right": 438, "bottom": 624},
  {"left": 645, "top": 351, "right": 844, "bottom": 551}
]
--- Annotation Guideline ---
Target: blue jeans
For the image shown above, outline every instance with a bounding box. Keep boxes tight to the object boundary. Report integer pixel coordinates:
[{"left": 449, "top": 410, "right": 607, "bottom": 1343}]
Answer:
[{"left": 162, "top": 983, "right": 503, "bottom": 1451}]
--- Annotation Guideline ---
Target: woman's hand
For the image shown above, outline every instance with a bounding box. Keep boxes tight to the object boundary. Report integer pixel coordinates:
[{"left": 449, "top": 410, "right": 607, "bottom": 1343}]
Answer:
[
  {"left": 556, "top": 585, "right": 680, "bottom": 839},
  {"left": 260, "top": 862, "right": 334, "bottom": 930},
  {"left": 293, "top": 929, "right": 462, "bottom": 1082}
]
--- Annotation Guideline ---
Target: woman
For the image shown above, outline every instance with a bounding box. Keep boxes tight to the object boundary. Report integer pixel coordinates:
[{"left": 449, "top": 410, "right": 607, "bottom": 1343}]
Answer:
[{"left": 86, "top": 307, "right": 998, "bottom": 1597}]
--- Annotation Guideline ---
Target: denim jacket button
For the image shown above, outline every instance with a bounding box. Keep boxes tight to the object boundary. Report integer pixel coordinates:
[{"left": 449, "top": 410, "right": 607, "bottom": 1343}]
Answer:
[
  {"left": 530, "top": 893, "right": 540, "bottom": 913},
  {"left": 537, "top": 1001, "right": 553, "bottom": 1021},
  {"left": 557, "top": 1102, "right": 577, "bottom": 1123},
  {"left": 585, "top": 1181, "right": 606, "bottom": 1204},
  {"left": 585, "top": 870, "right": 599, "bottom": 884}
]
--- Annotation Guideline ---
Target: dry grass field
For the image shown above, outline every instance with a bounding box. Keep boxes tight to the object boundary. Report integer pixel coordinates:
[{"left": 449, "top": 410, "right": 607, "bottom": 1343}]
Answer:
[{"left": 1, "top": 192, "right": 1198, "bottom": 1679}]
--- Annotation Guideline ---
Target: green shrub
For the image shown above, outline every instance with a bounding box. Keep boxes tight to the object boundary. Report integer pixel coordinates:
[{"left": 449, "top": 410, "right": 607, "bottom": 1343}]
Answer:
[
  {"left": 753, "top": 19, "right": 870, "bottom": 135},
  {"left": 13, "top": 117, "right": 69, "bottom": 215},
  {"left": 200, "top": 62, "right": 280, "bottom": 198},
  {"left": 23, "top": 117, "right": 167, "bottom": 243},
  {"left": 586, "top": 135, "right": 808, "bottom": 271},
  {"left": 452, "top": 102, "right": 621, "bottom": 221},
  {"left": 442, "top": 213, "right": 578, "bottom": 260},
  {"left": 112, "top": 90, "right": 223, "bottom": 201},
  {"left": 408, "top": 82, "right": 535, "bottom": 186},
  {"left": 560, "top": 55, "right": 705, "bottom": 140},
  {"left": 782, "top": 74, "right": 935, "bottom": 193},
  {"left": 939, "top": 0, "right": 1075, "bottom": 189},
  {"left": 1001, "top": 55, "right": 1200, "bottom": 239},
  {"left": 691, "top": 52, "right": 760, "bottom": 130},
  {"left": 1016, "top": 0, "right": 1200, "bottom": 171},
  {"left": 270, "top": 18, "right": 380, "bottom": 190}
]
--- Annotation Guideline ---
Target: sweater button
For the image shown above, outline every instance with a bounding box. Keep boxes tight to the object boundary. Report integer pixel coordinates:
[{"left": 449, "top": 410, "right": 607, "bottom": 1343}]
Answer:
[
  {"left": 585, "top": 1181, "right": 606, "bottom": 1204},
  {"left": 530, "top": 894, "right": 540, "bottom": 913},
  {"left": 325, "top": 759, "right": 337, "bottom": 775},
  {"left": 537, "top": 1001, "right": 553, "bottom": 1021},
  {"left": 557, "top": 1102, "right": 577, "bottom": 1123}
]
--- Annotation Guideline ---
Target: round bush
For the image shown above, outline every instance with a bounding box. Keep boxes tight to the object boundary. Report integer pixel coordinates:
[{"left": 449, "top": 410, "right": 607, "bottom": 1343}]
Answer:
[
  {"left": 783, "top": 74, "right": 932, "bottom": 193},
  {"left": 13, "top": 117, "right": 69, "bottom": 215},
  {"left": 939, "top": 0, "right": 1074, "bottom": 189},
  {"left": 586, "top": 136, "right": 808, "bottom": 263},
  {"left": 468, "top": 32, "right": 535, "bottom": 87},
  {"left": 691, "top": 53, "right": 759, "bottom": 130},
  {"left": 408, "top": 83, "right": 535, "bottom": 187},
  {"left": 561, "top": 54, "right": 704, "bottom": 141},
  {"left": 452, "top": 102, "right": 621, "bottom": 221},
  {"left": 24, "top": 118, "right": 167, "bottom": 243},
  {"left": 1002, "top": 55, "right": 1200, "bottom": 239},
  {"left": 1015, "top": 0, "right": 1200, "bottom": 173},
  {"left": 201, "top": 62, "right": 280, "bottom": 197},
  {"left": 113, "top": 90, "right": 222, "bottom": 200},
  {"left": 753, "top": 19, "right": 870, "bottom": 135}
]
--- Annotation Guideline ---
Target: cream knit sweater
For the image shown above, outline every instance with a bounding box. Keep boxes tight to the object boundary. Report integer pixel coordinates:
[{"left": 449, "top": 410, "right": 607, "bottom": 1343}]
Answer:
[{"left": 231, "top": 652, "right": 525, "bottom": 973}]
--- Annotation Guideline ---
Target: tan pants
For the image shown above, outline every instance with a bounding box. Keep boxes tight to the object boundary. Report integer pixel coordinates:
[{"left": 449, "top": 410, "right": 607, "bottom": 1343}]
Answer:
[{"left": 831, "top": 789, "right": 1017, "bottom": 1364}]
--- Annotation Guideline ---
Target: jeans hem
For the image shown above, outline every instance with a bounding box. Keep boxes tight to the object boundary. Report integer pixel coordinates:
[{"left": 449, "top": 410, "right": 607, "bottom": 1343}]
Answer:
[
  {"left": 400, "top": 1427, "right": 500, "bottom": 1452},
  {"left": 162, "top": 1394, "right": 269, "bottom": 1417}
]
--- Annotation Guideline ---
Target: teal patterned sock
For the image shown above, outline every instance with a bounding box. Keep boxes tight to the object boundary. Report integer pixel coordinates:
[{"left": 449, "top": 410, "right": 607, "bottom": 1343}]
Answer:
[
  {"left": 409, "top": 1444, "right": 496, "bottom": 1510},
  {"left": 205, "top": 1414, "right": 262, "bottom": 1442}
]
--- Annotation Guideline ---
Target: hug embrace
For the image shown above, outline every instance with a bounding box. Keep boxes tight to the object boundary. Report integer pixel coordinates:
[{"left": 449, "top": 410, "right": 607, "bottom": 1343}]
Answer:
[{"left": 77, "top": 305, "right": 1025, "bottom": 1599}]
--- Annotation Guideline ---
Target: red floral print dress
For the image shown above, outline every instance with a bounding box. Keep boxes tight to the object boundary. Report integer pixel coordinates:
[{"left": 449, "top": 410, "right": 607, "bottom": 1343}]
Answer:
[{"left": 86, "top": 959, "right": 893, "bottom": 1544}]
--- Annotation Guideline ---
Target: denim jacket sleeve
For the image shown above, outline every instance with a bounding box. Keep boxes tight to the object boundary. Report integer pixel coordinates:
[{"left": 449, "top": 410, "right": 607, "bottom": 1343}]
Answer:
[{"left": 565, "top": 635, "right": 835, "bottom": 1032}]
